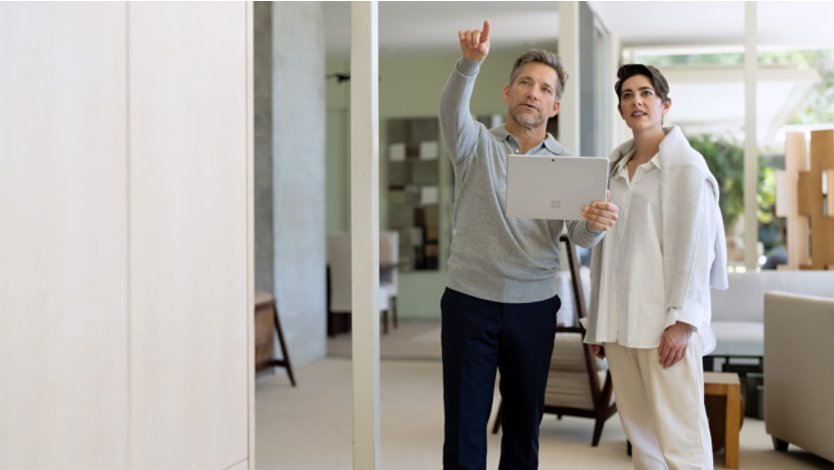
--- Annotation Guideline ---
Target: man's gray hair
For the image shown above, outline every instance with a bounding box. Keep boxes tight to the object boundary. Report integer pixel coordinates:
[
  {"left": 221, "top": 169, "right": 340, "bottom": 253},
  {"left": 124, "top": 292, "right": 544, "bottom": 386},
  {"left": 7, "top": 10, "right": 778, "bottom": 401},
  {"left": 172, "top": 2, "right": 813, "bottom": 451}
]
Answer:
[{"left": 508, "top": 49, "right": 569, "bottom": 100}]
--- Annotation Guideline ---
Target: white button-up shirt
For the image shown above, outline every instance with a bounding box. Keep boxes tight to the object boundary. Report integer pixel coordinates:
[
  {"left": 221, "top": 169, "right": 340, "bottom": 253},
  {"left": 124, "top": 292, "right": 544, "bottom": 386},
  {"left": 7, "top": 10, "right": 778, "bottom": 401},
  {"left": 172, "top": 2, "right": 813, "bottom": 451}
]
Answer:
[{"left": 593, "top": 149, "right": 717, "bottom": 354}]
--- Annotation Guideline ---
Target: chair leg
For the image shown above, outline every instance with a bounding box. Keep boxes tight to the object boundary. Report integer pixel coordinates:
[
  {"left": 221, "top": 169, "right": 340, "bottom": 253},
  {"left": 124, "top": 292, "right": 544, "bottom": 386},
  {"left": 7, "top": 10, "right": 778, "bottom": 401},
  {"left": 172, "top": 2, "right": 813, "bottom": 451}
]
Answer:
[
  {"left": 491, "top": 400, "right": 503, "bottom": 434},
  {"left": 591, "top": 370, "right": 614, "bottom": 446},
  {"left": 383, "top": 310, "right": 389, "bottom": 335},
  {"left": 772, "top": 437, "right": 789, "bottom": 452},
  {"left": 392, "top": 296, "right": 398, "bottom": 329},
  {"left": 327, "top": 310, "right": 336, "bottom": 337},
  {"left": 273, "top": 306, "right": 297, "bottom": 387},
  {"left": 591, "top": 414, "right": 607, "bottom": 447}
]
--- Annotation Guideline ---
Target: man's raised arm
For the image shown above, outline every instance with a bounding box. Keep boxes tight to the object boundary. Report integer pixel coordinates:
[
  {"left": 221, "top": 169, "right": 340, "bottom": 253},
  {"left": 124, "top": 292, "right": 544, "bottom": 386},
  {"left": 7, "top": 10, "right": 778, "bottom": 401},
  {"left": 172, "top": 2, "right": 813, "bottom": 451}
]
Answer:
[{"left": 439, "top": 20, "right": 491, "bottom": 167}]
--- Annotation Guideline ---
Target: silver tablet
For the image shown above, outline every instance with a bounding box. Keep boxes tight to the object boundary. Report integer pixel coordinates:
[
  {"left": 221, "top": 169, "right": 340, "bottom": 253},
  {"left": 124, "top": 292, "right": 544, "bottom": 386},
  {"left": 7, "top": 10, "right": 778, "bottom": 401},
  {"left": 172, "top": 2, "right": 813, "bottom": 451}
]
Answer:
[{"left": 506, "top": 155, "right": 609, "bottom": 221}]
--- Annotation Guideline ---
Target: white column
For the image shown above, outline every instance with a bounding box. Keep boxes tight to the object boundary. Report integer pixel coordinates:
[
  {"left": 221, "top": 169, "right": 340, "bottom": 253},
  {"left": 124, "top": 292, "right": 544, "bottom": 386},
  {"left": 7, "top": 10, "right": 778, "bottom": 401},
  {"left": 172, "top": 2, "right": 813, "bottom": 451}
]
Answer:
[
  {"left": 350, "top": 2, "right": 380, "bottom": 469},
  {"left": 744, "top": 2, "right": 758, "bottom": 270},
  {"left": 610, "top": 32, "right": 626, "bottom": 147},
  {"left": 558, "top": 1, "right": 580, "bottom": 153}
]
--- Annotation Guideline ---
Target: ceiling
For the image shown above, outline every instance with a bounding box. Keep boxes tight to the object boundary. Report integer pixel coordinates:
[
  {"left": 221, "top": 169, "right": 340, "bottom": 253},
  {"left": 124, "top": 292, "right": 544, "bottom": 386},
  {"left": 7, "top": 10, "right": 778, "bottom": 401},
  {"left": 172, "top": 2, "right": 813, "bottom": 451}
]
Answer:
[
  {"left": 324, "top": 2, "right": 560, "bottom": 60},
  {"left": 321, "top": 1, "right": 831, "bottom": 143},
  {"left": 323, "top": 1, "right": 834, "bottom": 59}
]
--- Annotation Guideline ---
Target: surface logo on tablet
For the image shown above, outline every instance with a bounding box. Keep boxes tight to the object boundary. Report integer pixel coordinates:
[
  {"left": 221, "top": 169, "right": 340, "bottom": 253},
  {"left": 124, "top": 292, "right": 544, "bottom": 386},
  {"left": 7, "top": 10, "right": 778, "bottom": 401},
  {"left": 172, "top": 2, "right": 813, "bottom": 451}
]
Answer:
[{"left": 551, "top": 200, "right": 561, "bottom": 209}]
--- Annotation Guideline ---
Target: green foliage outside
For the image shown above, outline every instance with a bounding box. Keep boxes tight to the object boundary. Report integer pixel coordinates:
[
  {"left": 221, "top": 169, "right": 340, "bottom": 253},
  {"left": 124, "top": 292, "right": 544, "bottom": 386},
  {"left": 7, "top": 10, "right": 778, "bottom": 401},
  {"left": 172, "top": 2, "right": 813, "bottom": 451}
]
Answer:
[{"left": 687, "top": 135, "right": 777, "bottom": 248}]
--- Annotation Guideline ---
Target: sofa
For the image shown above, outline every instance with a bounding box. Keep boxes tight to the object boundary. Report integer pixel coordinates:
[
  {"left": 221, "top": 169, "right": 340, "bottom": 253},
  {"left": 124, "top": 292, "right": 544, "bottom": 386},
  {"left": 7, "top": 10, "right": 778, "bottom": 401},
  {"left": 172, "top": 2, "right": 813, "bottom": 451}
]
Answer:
[
  {"left": 764, "top": 292, "right": 834, "bottom": 462},
  {"left": 709, "top": 271, "right": 834, "bottom": 358}
]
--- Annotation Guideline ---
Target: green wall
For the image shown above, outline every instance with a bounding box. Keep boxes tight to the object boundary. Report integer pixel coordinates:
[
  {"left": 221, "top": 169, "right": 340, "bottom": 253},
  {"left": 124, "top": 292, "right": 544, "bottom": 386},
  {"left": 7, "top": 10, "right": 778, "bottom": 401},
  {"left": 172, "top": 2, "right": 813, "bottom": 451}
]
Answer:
[{"left": 326, "top": 46, "right": 557, "bottom": 319}]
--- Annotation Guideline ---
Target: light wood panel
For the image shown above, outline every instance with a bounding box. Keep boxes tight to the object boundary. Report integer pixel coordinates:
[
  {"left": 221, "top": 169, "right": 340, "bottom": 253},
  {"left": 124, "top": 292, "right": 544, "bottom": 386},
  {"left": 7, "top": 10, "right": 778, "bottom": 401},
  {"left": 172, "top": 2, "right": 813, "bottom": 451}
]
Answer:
[
  {"left": 225, "top": 460, "right": 249, "bottom": 470},
  {"left": 802, "top": 130, "right": 834, "bottom": 270},
  {"left": 775, "top": 132, "right": 810, "bottom": 270},
  {"left": 128, "top": 3, "right": 250, "bottom": 469},
  {"left": 0, "top": 3, "right": 129, "bottom": 469}
]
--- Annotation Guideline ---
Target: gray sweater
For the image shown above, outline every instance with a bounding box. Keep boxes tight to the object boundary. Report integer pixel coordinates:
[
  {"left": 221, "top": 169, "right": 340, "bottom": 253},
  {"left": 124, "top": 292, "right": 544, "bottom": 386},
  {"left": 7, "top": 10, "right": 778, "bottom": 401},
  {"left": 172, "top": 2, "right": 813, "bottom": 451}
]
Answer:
[{"left": 439, "top": 57, "right": 604, "bottom": 304}]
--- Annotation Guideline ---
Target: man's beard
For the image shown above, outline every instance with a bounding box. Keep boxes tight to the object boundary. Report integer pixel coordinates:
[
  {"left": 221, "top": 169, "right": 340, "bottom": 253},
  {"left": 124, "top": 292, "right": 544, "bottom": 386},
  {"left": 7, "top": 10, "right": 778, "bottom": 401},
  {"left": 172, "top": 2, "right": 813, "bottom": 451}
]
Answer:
[{"left": 509, "top": 104, "right": 546, "bottom": 129}]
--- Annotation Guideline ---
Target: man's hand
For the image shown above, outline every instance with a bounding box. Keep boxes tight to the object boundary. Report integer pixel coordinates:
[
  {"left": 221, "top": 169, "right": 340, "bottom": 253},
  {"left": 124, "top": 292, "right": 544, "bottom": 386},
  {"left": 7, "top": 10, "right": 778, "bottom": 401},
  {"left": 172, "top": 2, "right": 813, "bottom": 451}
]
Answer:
[
  {"left": 658, "top": 321, "right": 695, "bottom": 369},
  {"left": 459, "top": 20, "right": 491, "bottom": 62},
  {"left": 582, "top": 190, "right": 619, "bottom": 232},
  {"left": 591, "top": 344, "right": 606, "bottom": 360}
]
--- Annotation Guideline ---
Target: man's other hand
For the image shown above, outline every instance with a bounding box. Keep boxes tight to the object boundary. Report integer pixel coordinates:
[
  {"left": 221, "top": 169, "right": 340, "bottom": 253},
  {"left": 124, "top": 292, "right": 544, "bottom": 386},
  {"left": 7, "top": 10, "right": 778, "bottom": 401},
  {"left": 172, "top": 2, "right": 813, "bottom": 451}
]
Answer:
[
  {"left": 591, "top": 344, "right": 606, "bottom": 360},
  {"left": 582, "top": 190, "right": 618, "bottom": 232},
  {"left": 459, "top": 20, "right": 491, "bottom": 62}
]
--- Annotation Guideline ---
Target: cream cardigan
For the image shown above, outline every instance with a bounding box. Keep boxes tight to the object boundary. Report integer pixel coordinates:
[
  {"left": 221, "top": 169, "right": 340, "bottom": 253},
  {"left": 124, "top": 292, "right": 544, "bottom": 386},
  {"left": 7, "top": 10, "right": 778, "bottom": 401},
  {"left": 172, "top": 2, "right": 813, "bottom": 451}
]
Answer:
[{"left": 582, "top": 126, "right": 729, "bottom": 343}]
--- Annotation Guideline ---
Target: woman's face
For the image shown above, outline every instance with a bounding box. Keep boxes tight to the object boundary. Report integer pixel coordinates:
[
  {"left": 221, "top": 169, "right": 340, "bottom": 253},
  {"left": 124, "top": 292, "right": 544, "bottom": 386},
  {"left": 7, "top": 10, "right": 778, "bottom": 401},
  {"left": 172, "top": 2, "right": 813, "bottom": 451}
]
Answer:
[{"left": 617, "top": 74, "right": 671, "bottom": 132}]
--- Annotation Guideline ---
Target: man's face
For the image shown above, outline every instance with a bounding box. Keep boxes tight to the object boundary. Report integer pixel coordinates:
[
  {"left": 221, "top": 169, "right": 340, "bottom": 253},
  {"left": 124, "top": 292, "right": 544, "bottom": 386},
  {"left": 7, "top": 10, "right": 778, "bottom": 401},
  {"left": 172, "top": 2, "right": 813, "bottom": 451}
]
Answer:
[{"left": 503, "top": 62, "right": 561, "bottom": 130}]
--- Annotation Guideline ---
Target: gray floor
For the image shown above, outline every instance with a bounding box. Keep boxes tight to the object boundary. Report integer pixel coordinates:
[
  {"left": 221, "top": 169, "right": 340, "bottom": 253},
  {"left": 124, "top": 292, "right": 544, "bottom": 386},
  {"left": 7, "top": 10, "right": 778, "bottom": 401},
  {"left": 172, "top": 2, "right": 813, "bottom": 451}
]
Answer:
[{"left": 255, "top": 322, "right": 834, "bottom": 469}]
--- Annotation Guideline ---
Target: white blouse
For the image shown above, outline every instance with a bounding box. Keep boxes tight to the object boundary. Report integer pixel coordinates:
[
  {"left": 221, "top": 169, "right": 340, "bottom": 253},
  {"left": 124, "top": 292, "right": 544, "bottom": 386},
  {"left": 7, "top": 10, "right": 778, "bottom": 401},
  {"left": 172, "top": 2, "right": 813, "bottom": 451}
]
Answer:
[{"left": 590, "top": 149, "right": 717, "bottom": 355}]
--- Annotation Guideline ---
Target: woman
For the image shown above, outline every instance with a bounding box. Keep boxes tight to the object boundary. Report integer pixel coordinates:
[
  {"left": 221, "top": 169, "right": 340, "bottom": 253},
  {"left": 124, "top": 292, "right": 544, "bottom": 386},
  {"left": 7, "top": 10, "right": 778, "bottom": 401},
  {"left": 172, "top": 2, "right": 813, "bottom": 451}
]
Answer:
[{"left": 580, "top": 64, "right": 728, "bottom": 469}]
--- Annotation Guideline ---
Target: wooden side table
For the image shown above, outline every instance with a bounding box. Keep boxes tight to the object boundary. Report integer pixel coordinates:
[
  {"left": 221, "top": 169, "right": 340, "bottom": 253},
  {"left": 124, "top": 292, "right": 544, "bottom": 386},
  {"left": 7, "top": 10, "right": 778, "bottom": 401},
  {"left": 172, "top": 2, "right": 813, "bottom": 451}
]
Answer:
[
  {"left": 704, "top": 372, "right": 743, "bottom": 469},
  {"left": 255, "top": 290, "right": 296, "bottom": 386}
]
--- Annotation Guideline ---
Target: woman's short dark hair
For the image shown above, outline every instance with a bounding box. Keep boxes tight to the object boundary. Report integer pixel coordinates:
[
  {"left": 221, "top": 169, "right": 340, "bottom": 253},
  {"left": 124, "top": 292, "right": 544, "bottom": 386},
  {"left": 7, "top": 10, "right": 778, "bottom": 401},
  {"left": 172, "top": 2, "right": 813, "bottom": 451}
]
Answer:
[{"left": 614, "top": 64, "right": 670, "bottom": 106}]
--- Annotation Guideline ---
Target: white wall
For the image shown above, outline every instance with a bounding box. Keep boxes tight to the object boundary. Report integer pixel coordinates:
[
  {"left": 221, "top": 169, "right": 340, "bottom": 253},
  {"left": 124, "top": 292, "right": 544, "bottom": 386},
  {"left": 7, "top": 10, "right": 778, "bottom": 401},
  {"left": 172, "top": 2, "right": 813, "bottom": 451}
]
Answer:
[{"left": 0, "top": 3, "right": 254, "bottom": 469}]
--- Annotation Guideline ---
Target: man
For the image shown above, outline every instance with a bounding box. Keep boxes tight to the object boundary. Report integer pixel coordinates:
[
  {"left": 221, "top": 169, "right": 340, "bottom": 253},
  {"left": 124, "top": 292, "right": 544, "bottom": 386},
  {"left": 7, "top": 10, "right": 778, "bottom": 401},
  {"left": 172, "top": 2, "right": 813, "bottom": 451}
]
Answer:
[{"left": 439, "top": 20, "right": 619, "bottom": 470}]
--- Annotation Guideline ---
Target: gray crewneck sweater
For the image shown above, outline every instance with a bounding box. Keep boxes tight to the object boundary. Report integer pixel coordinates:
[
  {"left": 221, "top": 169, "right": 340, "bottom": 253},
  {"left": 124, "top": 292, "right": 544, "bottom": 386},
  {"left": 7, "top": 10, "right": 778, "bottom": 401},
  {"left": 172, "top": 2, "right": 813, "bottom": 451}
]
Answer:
[{"left": 439, "top": 57, "right": 604, "bottom": 304}]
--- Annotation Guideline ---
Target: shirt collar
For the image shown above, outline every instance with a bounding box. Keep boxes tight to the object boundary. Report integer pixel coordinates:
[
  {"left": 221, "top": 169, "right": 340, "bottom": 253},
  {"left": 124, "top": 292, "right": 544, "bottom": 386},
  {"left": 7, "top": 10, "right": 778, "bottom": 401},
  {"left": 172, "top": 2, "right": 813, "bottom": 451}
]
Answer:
[
  {"left": 542, "top": 133, "right": 564, "bottom": 154},
  {"left": 615, "top": 149, "right": 662, "bottom": 178},
  {"left": 490, "top": 125, "right": 564, "bottom": 155}
]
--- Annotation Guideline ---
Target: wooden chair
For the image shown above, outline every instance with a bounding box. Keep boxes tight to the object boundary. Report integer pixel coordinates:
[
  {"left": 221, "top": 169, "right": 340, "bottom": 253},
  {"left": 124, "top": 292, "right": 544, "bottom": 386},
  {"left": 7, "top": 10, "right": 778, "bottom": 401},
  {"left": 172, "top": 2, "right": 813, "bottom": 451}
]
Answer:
[
  {"left": 254, "top": 290, "right": 296, "bottom": 386},
  {"left": 491, "top": 235, "right": 617, "bottom": 446}
]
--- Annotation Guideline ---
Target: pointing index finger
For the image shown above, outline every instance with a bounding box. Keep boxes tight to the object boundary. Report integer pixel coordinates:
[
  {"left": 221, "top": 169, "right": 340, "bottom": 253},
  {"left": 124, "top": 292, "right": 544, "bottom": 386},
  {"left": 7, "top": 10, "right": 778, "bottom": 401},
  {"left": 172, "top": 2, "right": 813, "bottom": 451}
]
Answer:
[{"left": 482, "top": 20, "right": 491, "bottom": 40}]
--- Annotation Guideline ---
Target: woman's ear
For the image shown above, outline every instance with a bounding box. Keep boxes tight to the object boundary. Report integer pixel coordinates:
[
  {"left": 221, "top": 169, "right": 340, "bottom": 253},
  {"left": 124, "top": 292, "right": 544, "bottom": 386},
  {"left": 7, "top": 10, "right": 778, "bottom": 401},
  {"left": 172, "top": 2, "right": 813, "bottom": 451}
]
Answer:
[{"left": 661, "top": 98, "right": 672, "bottom": 116}]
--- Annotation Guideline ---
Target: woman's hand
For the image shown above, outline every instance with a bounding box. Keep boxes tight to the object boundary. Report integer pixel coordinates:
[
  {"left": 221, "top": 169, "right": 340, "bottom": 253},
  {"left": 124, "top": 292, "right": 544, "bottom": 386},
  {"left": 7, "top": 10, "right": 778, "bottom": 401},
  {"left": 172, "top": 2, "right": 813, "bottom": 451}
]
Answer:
[
  {"left": 591, "top": 344, "right": 605, "bottom": 359},
  {"left": 658, "top": 321, "right": 695, "bottom": 368},
  {"left": 582, "top": 190, "right": 619, "bottom": 231}
]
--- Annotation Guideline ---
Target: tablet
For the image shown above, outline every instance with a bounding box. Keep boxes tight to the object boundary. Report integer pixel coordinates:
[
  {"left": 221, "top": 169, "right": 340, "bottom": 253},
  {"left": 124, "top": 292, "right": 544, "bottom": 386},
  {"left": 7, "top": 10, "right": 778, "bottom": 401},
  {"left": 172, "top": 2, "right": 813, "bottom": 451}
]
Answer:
[{"left": 506, "top": 155, "right": 609, "bottom": 221}]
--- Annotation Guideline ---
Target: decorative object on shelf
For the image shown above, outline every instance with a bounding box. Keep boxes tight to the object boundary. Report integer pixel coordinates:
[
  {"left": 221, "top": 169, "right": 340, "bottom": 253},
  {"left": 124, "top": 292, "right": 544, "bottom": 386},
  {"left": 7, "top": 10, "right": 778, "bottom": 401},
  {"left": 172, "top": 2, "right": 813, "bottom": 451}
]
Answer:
[
  {"left": 775, "top": 130, "right": 834, "bottom": 270},
  {"left": 387, "top": 117, "right": 440, "bottom": 271}
]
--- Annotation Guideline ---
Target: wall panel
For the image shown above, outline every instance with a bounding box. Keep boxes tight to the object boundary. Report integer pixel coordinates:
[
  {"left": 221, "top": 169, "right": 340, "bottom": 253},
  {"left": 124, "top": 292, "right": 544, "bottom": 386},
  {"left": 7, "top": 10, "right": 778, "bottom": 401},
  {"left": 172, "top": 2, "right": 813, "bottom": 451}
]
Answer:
[
  {"left": 128, "top": 3, "right": 250, "bottom": 469},
  {"left": 0, "top": 3, "right": 129, "bottom": 469}
]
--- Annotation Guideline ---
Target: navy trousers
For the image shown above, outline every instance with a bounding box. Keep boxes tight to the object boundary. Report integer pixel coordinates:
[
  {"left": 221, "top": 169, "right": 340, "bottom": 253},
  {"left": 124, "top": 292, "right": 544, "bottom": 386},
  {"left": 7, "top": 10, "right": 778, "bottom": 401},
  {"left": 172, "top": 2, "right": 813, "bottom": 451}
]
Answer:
[{"left": 441, "top": 288, "right": 560, "bottom": 470}]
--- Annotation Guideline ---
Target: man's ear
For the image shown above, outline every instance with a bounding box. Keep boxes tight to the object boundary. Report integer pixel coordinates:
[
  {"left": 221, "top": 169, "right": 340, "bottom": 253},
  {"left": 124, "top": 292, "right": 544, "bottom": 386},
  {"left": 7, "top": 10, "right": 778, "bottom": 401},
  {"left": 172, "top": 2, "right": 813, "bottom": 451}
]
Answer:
[
  {"left": 550, "top": 100, "right": 561, "bottom": 118},
  {"left": 502, "top": 85, "right": 510, "bottom": 104}
]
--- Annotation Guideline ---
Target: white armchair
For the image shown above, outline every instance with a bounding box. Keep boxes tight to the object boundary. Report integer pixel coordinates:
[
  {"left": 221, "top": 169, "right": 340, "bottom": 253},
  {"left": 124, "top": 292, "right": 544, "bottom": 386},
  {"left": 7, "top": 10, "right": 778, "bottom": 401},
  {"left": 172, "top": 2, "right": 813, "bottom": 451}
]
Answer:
[
  {"left": 764, "top": 291, "right": 834, "bottom": 463},
  {"left": 326, "top": 232, "right": 393, "bottom": 336},
  {"left": 379, "top": 231, "right": 399, "bottom": 330}
]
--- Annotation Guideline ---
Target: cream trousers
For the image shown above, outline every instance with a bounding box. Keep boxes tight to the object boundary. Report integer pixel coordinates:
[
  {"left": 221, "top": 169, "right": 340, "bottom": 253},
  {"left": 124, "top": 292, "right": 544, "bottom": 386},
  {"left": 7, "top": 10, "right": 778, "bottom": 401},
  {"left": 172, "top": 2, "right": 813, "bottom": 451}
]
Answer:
[{"left": 604, "top": 336, "right": 713, "bottom": 470}]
